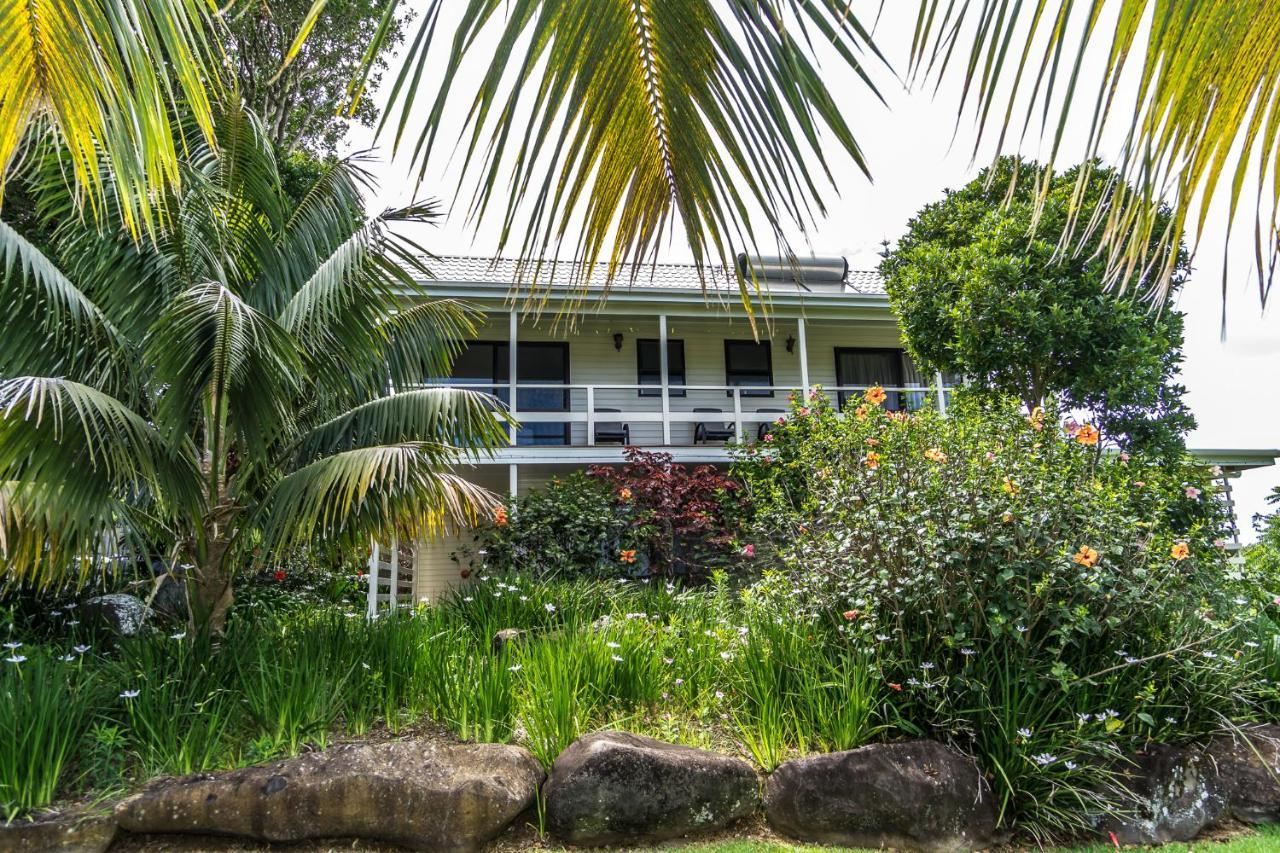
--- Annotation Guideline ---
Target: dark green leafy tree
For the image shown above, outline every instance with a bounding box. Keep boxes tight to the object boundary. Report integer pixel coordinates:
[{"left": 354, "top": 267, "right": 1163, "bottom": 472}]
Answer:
[
  {"left": 0, "top": 105, "right": 508, "bottom": 634},
  {"left": 881, "top": 157, "right": 1195, "bottom": 459},
  {"left": 226, "top": 0, "right": 408, "bottom": 154}
]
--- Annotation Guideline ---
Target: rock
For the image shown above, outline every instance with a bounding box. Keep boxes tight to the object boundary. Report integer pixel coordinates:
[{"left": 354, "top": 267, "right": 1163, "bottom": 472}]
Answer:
[
  {"left": 492, "top": 628, "right": 527, "bottom": 653},
  {"left": 1204, "top": 725, "right": 1280, "bottom": 824},
  {"left": 1098, "top": 743, "right": 1223, "bottom": 844},
  {"left": 149, "top": 573, "right": 188, "bottom": 623},
  {"left": 764, "top": 740, "right": 998, "bottom": 853},
  {"left": 82, "top": 593, "right": 152, "bottom": 637},
  {"left": 115, "top": 739, "right": 543, "bottom": 852},
  {"left": 0, "top": 811, "right": 117, "bottom": 852},
  {"left": 544, "top": 731, "right": 760, "bottom": 844}
]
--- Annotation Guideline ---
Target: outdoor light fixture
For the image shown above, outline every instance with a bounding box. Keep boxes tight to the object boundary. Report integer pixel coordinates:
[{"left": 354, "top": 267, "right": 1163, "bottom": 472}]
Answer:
[
  {"left": 613, "top": 332, "right": 624, "bottom": 351},
  {"left": 785, "top": 334, "right": 796, "bottom": 353}
]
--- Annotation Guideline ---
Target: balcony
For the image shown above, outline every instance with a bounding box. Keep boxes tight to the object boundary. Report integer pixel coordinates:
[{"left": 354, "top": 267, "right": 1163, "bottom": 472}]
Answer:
[{"left": 420, "top": 381, "right": 954, "bottom": 460}]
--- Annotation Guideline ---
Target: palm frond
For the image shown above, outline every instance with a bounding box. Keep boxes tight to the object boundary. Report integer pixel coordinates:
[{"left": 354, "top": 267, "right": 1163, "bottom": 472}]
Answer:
[
  {"left": 249, "top": 442, "right": 498, "bottom": 560},
  {"left": 0, "top": 377, "right": 202, "bottom": 588},
  {"left": 361, "top": 0, "right": 885, "bottom": 310},
  {"left": 912, "top": 0, "right": 1280, "bottom": 306},
  {"left": 0, "top": 0, "right": 222, "bottom": 237},
  {"left": 287, "top": 388, "right": 511, "bottom": 470},
  {"left": 146, "top": 282, "right": 303, "bottom": 464},
  {"left": 0, "top": 218, "right": 131, "bottom": 391}
]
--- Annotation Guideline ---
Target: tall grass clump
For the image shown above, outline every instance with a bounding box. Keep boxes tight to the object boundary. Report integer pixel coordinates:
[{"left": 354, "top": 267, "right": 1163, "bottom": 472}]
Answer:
[
  {"left": 734, "top": 389, "right": 1260, "bottom": 841},
  {"left": 0, "top": 648, "right": 103, "bottom": 818}
]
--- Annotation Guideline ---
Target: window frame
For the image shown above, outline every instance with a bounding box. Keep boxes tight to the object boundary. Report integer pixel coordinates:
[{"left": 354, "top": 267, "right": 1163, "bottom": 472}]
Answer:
[
  {"left": 723, "top": 339, "right": 775, "bottom": 398},
  {"left": 635, "top": 338, "right": 687, "bottom": 397},
  {"left": 834, "top": 346, "right": 907, "bottom": 410}
]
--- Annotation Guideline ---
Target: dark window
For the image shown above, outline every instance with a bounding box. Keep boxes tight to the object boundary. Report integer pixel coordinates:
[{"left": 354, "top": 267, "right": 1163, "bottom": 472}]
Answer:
[
  {"left": 448, "top": 341, "right": 571, "bottom": 445},
  {"left": 636, "top": 339, "right": 686, "bottom": 397},
  {"left": 835, "top": 347, "right": 905, "bottom": 410},
  {"left": 724, "top": 340, "right": 774, "bottom": 397}
]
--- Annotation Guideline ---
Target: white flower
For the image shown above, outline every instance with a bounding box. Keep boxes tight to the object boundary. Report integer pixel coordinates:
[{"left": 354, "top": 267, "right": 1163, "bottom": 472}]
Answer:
[
  {"left": 674, "top": 678, "right": 684, "bottom": 686},
  {"left": 720, "top": 651, "right": 733, "bottom": 661},
  {"left": 1102, "top": 709, "right": 1120, "bottom": 719},
  {"left": 73, "top": 645, "right": 90, "bottom": 654},
  {"left": 663, "top": 657, "right": 674, "bottom": 665},
  {"left": 1077, "top": 713, "right": 1092, "bottom": 724},
  {"left": 611, "top": 654, "right": 624, "bottom": 662},
  {"left": 3, "top": 642, "right": 22, "bottom": 649},
  {"left": 960, "top": 647, "right": 976, "bottom": 656},
  {"left": 361, "top": 662, "right": 371, "bottom": 670},
  {"left": 119, "top": 689, "right": 140, "bottom": 699},
  {"left": 920, "top": 661, "right": 935, "bottom": 670},
  {"left": 544, "top": 603, "right": 557, "bottom": 613},
  {"left": 6, "top": 655, "right": 26, "bottom": 664},
  {"left": 519, "top": 595, "right": 529, "bottom": 602},
  {"left": 170, "top": 632, "right": 187, "bottom": 640},
  {"left": 714, "top": 691, "right": 725, "bottom": 700},
  {"left": 509, "top": 664, "right": 523, "bottom": 672},
  {"left": 1032, "top": 753, "right": 1056, "bottom": 766},
  {"left": 463, "top": 596, "right": 473, "bottom": 602},
  {"left": 1064, "top": 761, "right": 1078, "bottom": 770},
  {"left": 875, "top": 634, "right": 891, "bottom": 642},
  {"left": 58, "top": 654, "right": 76, "bottom": 662},
  {"left": 606, "top": 641, "right": 621, "bottom": 649},
  {"left": 1016, "top": 727, "right": 1033, "bottom": 739}
]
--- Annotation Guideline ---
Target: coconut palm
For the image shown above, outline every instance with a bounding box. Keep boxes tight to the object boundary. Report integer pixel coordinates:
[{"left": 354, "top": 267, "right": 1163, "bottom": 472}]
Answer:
[
  {"left": 2, "top": 2, "right": 1279, "bottom": 304},
  {"left": 0, "top": 105, "right": 509, "bottom": 633}
]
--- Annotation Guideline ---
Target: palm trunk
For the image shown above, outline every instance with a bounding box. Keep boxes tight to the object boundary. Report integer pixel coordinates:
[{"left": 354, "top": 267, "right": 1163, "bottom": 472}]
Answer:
[{"left": 188, "top": 534, "right": 235, "bottom": 636}]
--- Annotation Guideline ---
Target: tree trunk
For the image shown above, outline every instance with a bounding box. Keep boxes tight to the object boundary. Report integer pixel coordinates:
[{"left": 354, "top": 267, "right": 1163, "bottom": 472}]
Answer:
[{"left": 188, "top": 535, "right": 235, "bottom": 636}]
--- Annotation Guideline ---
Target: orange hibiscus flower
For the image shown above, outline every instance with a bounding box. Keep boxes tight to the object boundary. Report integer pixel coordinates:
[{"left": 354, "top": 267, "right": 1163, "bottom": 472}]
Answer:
[
  {"left": 924, "top": 447, "right": 947, "bottom": 463},
  {"left": 1071, "top": 545, "right": 1099, "bottom": 568},
  {"left": 619, "top": 549, "right": 637, "bottom": 564},
  {"left": 1075, "top": 424, "right": 1100, "bottom": 445},
  {"left": 865, "top": 451, "right": 882, "bottom": 470},
  {"left": 865, "top": 386, "right": 887, "bottom": 406},
  {"left": 494, "top": 505, "right": 509, "bottom": 527},
  {"left": 1170, "top": 542, "right": 1190, "bottom": 561}
]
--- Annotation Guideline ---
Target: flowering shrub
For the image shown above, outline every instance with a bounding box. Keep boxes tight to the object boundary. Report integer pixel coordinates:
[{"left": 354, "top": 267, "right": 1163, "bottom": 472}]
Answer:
[
  {"left": 733, "top": 388, "right": 1265, "bottom": 837},
  {"left": 458, "top": 449, "right": 744, "bottom": 581}
]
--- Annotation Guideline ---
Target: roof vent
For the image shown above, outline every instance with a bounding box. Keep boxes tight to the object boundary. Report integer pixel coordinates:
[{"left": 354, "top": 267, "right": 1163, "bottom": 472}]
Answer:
[{"left": 735, "top": 254, "right": 848, "bottom": 287}]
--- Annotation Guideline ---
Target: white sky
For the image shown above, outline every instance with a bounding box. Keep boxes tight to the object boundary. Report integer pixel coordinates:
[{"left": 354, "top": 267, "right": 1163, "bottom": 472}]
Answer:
[{"left": 343, "top": 2, "right": 1280, "bottom": 540}]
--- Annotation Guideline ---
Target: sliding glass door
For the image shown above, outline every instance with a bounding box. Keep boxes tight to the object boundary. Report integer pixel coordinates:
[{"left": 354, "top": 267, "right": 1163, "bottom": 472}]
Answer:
[{"left": 447, "top": 342, "right": 571, "bottom": 445}]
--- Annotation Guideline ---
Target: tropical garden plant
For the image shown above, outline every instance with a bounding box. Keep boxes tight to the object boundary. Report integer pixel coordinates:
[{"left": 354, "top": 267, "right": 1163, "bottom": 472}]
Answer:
[
  {"left": 0, "top": 104, "right": 508, "bottom": 633},
  {"left": 731, "top": 388, "right": 1264, "bottom": 837},
  {"left": 3, "top": 2, "right": 1279, "bottom": 307}
]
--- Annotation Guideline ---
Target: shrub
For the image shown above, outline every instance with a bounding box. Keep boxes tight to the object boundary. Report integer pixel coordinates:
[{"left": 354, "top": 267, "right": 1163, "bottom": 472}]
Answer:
[
  {"left": 733, "top": 388, "right": 1260, "bottom": 838},
  {"left": 456, "top": 449, "right": 745, "bottom": 580}
]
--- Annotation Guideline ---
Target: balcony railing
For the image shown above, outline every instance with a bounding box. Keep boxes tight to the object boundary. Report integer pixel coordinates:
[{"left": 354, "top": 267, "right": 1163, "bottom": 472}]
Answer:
[{"left": 422, "top": 382, "right": 954, "bottom": 448}]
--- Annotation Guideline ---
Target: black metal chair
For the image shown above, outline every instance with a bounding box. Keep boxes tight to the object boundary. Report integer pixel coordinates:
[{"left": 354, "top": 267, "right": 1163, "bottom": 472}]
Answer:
[
  {"left": 693, "top": 408, "right": 735, "bottom": 444},
  {"left": 593, "top": 408, "right": 630, "bottom": 445},
  {"left": 755, "top": 408, "right": 786, "bottom": 441}
]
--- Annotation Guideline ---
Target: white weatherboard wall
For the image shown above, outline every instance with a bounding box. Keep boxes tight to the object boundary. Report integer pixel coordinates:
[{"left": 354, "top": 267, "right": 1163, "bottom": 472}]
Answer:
[{"left": 411, "top": 464, "right": 569, "bottom": 603}]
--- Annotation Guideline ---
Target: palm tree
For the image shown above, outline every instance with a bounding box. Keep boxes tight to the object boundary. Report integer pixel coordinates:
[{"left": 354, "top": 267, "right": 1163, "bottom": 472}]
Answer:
[
  {"left": 2, "top": 2, "right": 1278, "bottom": 304},
  {"left": 0, "top": 105, "right": 509, "bottom": 633}
]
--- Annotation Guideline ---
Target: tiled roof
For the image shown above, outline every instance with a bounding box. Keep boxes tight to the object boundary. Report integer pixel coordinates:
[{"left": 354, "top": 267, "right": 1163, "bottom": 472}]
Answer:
[{"left": 424, "top": 255, "right": 887, "bottom": 296}]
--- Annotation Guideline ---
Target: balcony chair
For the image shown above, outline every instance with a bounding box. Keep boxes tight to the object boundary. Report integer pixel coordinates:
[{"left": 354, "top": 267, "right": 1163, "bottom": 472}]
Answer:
[
  {"left": 693, "top": 408, "right": 735, "bottom": 444},
  {"left": 593, "top": 408, "right": 630, "bottom": 445},
  {"left": 755, "top": 408, "right": 786, "bottom": 441}
]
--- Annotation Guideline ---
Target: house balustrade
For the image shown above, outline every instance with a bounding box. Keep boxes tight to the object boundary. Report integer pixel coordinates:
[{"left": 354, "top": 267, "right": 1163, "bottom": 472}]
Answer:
[{"left": 415, "top": 381, "right": 955, "bottom": 448}]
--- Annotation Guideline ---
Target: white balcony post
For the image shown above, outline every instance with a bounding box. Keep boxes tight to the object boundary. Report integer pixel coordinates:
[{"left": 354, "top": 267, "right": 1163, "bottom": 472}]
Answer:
[
  {"left": 732, "top": 387, "right": 743, "bottom": 441},
  {"left": 797, "top": 318, "right": 810, "bottom": 396},
  {"left": 507, "top": 310, "right": 519, "bottom": 445},
  {"left": 659, "top": 314, "right": 671, "bottom": 446},
  {"left": 509, "top": 463, "right": 518, "bottom": 498},
  {"left": 388, "top": 535, "right": 399, "bottom": 611},
  {"left": 934, "top": 370, "right": 948, "bottom": 415},
  {"left": 366, "top": 541, "right": 379, "bottom": 618},
  {"left": 586, "top": 385, "right": 596, "bottom": 446}
]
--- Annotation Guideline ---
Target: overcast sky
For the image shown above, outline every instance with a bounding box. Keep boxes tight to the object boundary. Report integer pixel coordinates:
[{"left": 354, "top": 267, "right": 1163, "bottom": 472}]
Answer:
[{"left": 342, "top": 2, "right": 1280, "bottom": 539}]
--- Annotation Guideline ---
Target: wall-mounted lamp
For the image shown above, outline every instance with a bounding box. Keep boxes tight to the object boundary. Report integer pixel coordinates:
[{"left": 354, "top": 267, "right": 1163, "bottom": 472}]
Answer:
[
  {"left": 613, "top": 332, "right": 624, "bottom": 352},
  {"left": 785, "top": 334, "right": 796, "bottom": 353}
]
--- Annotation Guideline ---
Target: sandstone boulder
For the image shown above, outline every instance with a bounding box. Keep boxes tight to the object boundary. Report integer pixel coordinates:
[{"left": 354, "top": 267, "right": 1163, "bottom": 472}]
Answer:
[
  {"left": 764, "top": 740, "right": 998, "bottom": 852},
  {"left": 543, "top": 730, "right": 759, "bottom": 844},
  {"left": 1204, "top": 725, "right": 1280, "bottom": 825},
  {"left": 1098, "top": 743, "right": 1224, "bottom": 844},
  {"left": 115, "top": 739, "right": 542, "bottom": 852},
  {"left": 0, "top": 811, "right": 117, "bottom": 852}
]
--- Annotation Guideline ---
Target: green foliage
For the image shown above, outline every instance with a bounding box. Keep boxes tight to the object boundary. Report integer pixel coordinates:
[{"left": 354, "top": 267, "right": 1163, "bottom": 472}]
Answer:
[
  {"left": 225, "top": 0, "right": 409, "bottom": 154},
  {"left": 733, "top": 389, "right": 1257, "bottom": 838},
  {"left": 455, "top": 451, "right": 745, "bottom": 581},
  {"left": 0, "top": 105, "right": 508, "bottom": 632},
  {"left": 881, "top": 157, "right": 1195, "bottom": 459}
]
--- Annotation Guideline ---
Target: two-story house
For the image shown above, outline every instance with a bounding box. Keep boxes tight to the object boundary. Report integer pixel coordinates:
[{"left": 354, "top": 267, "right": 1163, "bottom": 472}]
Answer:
[{"left": 365, "top": 255, "right": 1278, "bottom": 614}]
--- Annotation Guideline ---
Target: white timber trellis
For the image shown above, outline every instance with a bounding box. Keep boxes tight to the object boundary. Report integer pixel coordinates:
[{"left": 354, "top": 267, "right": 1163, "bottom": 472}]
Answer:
[{"left": 366, "top": 538, "right": 415, "bottom": 617}]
